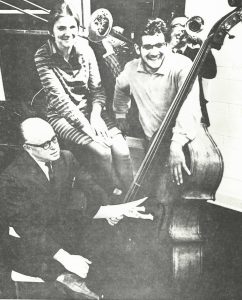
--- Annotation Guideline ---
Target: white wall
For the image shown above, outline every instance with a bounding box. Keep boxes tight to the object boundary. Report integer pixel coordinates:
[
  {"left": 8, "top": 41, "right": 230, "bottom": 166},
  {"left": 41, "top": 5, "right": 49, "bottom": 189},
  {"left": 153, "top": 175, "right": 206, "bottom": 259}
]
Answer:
[
  {"left": 69, "top": 0, "right": 91, "bottom": 37},
  {"left": 185, "top": 0, "right": 242, "bottom": 201},
  {"left": 0, "top": 50, "right": 6, "bottom": 101}
]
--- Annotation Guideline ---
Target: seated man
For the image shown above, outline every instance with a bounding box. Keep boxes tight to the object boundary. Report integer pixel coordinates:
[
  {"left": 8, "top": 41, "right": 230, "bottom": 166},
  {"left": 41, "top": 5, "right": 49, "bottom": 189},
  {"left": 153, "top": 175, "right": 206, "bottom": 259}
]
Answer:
[
  {"left": 0, "top": 117, "right": 150, "bottom": 299},
  {"left": 113, "top": 18, "right": 201, "bottom": 187}
]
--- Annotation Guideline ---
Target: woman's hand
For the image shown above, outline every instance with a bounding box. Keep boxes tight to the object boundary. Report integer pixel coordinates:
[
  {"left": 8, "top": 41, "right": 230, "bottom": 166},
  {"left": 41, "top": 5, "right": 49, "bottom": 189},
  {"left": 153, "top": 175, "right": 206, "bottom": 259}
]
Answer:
[
  {"left": 81, "top": 116, "right": 108, "bottom": 146},
  {"left": 81, "top": 118, "right": 97, "bottom": 140},
  {"left": 90, "top": 111, "right": 111, "bottom": 147}
]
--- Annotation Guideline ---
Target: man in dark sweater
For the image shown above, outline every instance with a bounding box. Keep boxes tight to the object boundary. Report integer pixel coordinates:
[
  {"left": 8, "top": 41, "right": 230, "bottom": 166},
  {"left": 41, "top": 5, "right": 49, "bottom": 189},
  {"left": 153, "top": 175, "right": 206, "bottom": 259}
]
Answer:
[{"left": 168, "top": 16, "right": 217, "bottom": 127}]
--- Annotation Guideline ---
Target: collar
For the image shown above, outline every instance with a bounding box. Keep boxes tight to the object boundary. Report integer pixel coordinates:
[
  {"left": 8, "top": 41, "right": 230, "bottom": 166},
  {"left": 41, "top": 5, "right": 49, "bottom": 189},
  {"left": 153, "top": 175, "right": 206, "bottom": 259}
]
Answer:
[
  {"left": 173, "top": 44, "right": 188, "bottom": 54},
  {"left": 28, "top": 152, "right": 48, "bottom": 170},
  {"left": 137, "top": 52, "right": 172, "bottom": 75},
  {"left": 47, "top": 39, "right": 77, "bottom": 58}
]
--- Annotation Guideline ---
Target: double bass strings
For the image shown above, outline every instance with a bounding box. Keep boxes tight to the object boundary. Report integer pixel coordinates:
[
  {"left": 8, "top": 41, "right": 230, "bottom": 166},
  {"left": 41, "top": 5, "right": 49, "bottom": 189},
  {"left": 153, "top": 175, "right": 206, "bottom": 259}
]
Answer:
[{"left": 123, "top": 38, "right": 212, "bottom": 204}]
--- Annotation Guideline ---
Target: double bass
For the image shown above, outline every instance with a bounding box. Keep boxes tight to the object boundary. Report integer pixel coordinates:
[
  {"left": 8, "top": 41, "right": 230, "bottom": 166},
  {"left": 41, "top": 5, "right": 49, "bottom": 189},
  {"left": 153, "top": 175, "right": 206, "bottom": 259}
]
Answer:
[
  {"left": 123, "top": 7, "right": 242, "bottom": 204},
  {"left": 109, "top": 5, "right": 242, "bottom": 296}
]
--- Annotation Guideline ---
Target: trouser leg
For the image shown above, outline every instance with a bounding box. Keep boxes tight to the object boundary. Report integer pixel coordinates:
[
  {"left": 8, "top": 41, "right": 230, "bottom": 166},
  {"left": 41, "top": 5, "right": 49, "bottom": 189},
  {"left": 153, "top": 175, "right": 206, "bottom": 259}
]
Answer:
[
  {"left": 85, "top": 141, "right": 115, "bottom": 194},
  {"left": 66, "top": 141, "right": 115, "bottom": 195},
  {"left": 111, "top": 134, "right": 134, "bottom": 194}
]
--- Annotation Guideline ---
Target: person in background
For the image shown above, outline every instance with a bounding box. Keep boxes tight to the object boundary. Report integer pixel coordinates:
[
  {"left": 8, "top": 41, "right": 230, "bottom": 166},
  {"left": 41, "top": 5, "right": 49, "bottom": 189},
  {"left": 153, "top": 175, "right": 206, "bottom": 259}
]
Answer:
[
  {"left": 168, "top": 16, "right": 217, "bottom": 127},
  {"left": 0, "top": 118, "right": 151, "bottom": 299},
  {"left": 92, "top": 26, "right": 136, "bottom": 113},
  {"left": 34, "top": 1, "right": 134, "bottom": 197},
  {"left": 94, "top": 27, "right": 144, "bottom": 137}
]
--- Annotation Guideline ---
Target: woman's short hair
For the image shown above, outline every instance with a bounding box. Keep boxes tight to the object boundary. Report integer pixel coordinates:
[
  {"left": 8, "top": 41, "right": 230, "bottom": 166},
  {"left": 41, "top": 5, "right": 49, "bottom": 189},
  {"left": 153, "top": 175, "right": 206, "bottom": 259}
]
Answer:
[
  {"left": 48, "top": 1, "right": 80, "bottom": 33},
  {"left": 135, "top": 18, "right": 168, "bottom": 45}
]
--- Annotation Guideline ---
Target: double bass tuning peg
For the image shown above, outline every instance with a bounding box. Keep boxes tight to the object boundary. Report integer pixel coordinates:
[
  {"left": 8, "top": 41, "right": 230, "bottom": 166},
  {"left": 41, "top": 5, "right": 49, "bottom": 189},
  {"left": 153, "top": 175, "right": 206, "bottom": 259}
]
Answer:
[{"left": 225, "top": 30, "right": 235, "bottom": 39}]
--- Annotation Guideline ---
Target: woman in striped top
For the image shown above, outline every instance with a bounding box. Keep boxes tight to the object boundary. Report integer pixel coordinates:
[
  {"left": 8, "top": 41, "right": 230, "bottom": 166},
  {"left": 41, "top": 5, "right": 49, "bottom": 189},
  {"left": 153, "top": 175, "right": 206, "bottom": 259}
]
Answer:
[{"left": 34, "top": 2, "right": 134, "bottom": 196}]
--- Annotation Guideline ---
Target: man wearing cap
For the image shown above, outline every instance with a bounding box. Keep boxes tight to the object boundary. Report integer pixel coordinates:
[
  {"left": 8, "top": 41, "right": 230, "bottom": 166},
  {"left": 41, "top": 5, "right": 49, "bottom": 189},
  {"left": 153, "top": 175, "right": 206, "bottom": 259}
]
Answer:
[
  {"left": 0, "top": 117, "right": 150, "bottom": 299},
  {"left": 169, "top": 16, "right": 217, "bottom": 126}
]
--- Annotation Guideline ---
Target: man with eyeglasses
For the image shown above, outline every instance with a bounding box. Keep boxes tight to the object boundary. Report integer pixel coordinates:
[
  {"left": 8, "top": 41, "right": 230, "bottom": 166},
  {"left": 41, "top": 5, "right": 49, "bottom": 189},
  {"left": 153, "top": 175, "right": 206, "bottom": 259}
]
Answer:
[
  {"left": 113, "top": 18, "right": 201, "bottom": 187},
  {"left": 0, "top": 117, "right": 151, "bottom": 299}
]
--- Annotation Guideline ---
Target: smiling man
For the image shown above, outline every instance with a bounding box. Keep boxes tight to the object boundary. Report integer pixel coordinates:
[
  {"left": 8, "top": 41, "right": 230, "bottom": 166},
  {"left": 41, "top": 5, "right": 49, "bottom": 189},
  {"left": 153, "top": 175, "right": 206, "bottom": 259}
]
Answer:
[{"left": 113, "top": 18, "right": 201, "bottom": 186}]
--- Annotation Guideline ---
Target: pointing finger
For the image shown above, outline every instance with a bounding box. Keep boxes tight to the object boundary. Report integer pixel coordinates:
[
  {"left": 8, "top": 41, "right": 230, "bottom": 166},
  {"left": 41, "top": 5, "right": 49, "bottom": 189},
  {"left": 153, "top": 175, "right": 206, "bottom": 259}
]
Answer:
[
  {"left": 182, "top": 163, "right": 191, "bottom": 175},
  {"left": 133, "top": 206, "right": 145, "bottom": 212}
]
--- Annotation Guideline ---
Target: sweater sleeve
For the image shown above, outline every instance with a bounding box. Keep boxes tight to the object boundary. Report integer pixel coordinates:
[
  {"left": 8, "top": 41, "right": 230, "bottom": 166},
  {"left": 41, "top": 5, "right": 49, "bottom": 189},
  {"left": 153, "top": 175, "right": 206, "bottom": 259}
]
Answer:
[
  {"left": 34, "top": 43, "right": 87, "bottom": 128},
  {"left": 87, "top": 46, "right": 107, "bottom": 107},
  {"left": 172, "top": 60, "right": 202, "bottom": 145},
  {"left": 200, "top": 50, "right": 217, "bottom": 79},
  {"left": 113, "top": 63, "right": 132, "bottom": 117},
  {"left": 185, "top": 47, "right": 217, "bottom": 79}
]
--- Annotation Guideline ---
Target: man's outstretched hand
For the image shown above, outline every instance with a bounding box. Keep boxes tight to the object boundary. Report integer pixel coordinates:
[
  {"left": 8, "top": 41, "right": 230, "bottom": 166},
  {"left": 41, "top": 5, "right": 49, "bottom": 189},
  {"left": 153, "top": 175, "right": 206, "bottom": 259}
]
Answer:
[
  {"left": 54, "top": 249, "right": 91, "bottom": 279},
  {"left": 94, "top": 197, "right": 154, "bottom": 225},
  {"left": 123, "top": 205, "right": 153, "bottom": 220}
]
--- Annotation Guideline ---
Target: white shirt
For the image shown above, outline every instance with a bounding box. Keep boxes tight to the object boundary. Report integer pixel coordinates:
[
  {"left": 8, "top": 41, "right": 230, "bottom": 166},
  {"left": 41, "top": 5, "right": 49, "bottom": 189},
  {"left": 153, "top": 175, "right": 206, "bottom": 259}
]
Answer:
[
  {"left": 113, "top": 52, "right": 201, "bottom": 144},
  {"left": 28, "top": 153, "right": 50, "bottom": 181}
]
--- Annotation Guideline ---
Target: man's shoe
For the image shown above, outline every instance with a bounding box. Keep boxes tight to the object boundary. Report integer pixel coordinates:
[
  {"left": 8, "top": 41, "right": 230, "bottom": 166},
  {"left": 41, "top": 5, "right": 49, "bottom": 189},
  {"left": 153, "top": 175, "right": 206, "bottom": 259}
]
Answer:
[{"left": 55, "top": 273, "right": 99, "bottom": 300}]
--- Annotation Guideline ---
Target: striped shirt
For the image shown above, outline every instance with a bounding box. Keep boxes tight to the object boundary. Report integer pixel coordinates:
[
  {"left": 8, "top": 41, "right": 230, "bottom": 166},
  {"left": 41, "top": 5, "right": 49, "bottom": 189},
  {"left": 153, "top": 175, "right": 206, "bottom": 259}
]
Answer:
[
  {"left": 113, "top": 52, "right": 201, "bottom": 145},
  {"left": 34, "top": 38, "right": 107, "bottom": 129}
]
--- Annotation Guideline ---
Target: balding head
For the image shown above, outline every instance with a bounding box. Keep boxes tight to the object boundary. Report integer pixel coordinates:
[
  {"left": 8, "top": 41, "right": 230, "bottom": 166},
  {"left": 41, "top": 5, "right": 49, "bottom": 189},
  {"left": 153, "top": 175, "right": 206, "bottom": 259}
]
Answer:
[
  {"left": 170, "top": 17, "right": 188, "bottom": 28},
  {"left": 169, "top": 16, "right": 188, "bottom": 49},
  {"left": 21, "top": 118, "right": 54, "bottom": 144},
  {"left": 21, "top": 118, "right": 60, "bottom": 162}
]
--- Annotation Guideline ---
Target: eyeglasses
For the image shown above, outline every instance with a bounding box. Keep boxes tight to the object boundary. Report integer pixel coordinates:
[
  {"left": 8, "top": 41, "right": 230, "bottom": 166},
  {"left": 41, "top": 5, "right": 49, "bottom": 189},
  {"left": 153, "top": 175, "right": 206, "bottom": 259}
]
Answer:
[
  {"left": 25, "top": 135, "right": 58, "bottom": 150},
  {"left": 141, "top": 42, "right": 167, "bottom": 50}
]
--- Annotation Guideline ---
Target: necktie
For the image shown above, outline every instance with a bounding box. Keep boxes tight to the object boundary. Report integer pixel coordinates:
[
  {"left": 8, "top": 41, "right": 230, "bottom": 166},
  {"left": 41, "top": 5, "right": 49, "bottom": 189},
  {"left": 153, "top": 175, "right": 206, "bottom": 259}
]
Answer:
[{"left": 45, "top": 161, "right": 54, "bottom": 183}]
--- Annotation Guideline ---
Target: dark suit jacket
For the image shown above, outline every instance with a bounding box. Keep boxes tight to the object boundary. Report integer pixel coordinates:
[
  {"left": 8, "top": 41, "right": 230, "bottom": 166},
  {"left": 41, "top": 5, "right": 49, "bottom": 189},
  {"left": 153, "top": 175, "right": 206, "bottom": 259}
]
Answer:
[
  {"left": 0, "top": 150, "right": 107, "bottom": 270},
  {"left": 183, "top": 46, "right": 217, "bottom": 126},
  {"left": 183, "top": 46, "right": 217, "bottom": 79}
]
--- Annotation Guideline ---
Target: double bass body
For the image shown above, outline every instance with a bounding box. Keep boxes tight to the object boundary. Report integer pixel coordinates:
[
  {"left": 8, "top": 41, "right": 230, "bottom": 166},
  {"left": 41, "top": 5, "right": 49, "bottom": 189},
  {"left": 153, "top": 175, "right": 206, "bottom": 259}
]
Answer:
[
  {"left": 167, "top": 123, "right": 224, "bottom": 283},
  {"left": 182, "top": 123, "right": 224, "bottom": 201},
  {"left": 100, "top": 6, "right": 242, "bottom": 296}
]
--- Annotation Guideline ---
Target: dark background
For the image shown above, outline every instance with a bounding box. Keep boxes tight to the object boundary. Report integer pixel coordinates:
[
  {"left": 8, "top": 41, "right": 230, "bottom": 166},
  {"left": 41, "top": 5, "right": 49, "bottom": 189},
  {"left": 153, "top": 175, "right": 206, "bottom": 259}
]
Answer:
[
  {"left": 0, "top": 0, "right": 185, "bottom": 107},
  {"left": 0, "top": 0, "right": 185, "bottom": 169}
]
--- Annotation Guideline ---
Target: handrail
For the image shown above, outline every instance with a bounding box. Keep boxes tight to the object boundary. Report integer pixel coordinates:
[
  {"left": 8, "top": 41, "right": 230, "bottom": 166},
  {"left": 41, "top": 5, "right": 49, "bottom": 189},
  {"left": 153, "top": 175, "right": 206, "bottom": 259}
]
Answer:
[
  {"left": 18, "top": 0, "right": 49, "bottom": 13},
  {"left": 0, "top": 0, "right": 85, "bottom": 29},
  {"left": 0, "top": 29, "right": 49, "bottom": 36},
  {"left": 0, "top": 143, "right": 20, "bottom": 149},
  {"left": 0, "top": 0, "right": 48, "bottom": 22}
]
